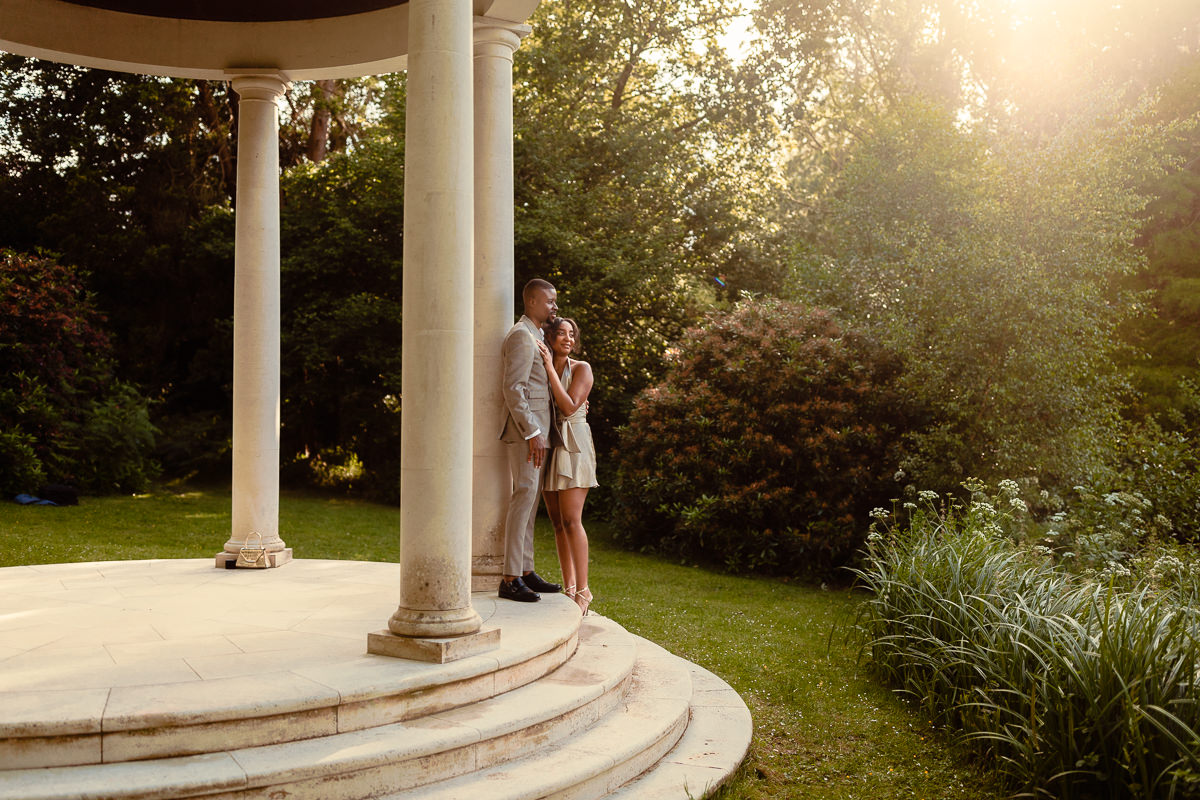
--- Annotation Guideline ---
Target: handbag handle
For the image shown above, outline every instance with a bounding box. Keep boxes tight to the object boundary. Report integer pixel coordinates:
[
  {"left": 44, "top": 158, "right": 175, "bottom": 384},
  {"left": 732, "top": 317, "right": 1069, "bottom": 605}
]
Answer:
[{"left": 236, "top": 531, "right": 269, "bottom": 567}]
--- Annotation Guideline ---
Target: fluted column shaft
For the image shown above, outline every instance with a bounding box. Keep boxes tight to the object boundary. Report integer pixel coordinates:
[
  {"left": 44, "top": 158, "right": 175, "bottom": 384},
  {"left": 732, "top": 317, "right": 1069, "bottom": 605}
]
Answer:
[
  {"left": 388, "top": 0, "right": 481, "bottom": 637},
  {"left": 225, "top": 73, "right": 288, "bottom": 558},
  {"left": 471, "top": 20, "right": 530, "bottom": 590}
]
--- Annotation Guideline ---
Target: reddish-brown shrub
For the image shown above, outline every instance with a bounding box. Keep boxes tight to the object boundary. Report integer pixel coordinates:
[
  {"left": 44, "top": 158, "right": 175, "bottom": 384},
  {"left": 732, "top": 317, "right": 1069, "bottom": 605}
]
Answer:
[
  {"left": 1, "top": 250, "right": 157, "bottom": 494},
  {"left": 612, "top": 297, "right": 912, "bottom": 577}
]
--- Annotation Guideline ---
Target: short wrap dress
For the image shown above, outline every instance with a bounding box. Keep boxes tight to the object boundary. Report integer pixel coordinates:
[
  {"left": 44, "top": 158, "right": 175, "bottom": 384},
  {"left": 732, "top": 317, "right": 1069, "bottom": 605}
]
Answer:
[{"left": 545, "top": 360, "right": 599, "bottom": 491}]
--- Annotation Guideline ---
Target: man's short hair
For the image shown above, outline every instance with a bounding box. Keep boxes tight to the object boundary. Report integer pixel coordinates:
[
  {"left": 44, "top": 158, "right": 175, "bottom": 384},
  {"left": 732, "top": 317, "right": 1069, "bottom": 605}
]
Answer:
[{"left": 522, "top": 278, "right": 555, "bottom": 306}]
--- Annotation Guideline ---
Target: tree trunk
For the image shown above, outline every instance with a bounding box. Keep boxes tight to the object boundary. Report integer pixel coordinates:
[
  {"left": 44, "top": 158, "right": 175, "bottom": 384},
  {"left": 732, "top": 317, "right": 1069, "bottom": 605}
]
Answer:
[
  {"left": 306, "top": 79, "right": 336, "bottom": 163},
  {"left": 196, "top": 80, "right": 237, "bottom": 201}
]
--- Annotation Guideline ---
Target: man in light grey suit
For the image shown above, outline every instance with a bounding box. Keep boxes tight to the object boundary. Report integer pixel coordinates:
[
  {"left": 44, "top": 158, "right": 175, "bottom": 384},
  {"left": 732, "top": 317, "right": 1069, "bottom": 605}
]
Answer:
[{"left": 498, "top": 278, "right": 564, "bottom": 602}]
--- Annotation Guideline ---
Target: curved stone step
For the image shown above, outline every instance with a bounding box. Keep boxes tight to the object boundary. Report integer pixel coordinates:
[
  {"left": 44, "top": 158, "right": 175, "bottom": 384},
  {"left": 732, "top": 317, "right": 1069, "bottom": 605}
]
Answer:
[
  {"left": 0, "top": 560, "right": 753, "bottom": 800},
  {"left": 605, "top": 641, "right": 753, "bottom": 800},
  {"left": 0, "top": 560, "right": 581, "bottom": 769},
  {"left": 0, "top": 616, "right": 636, "bottom": 800},
  {"left": 378, "top": 622, "right": 695, "bottom": 800}
]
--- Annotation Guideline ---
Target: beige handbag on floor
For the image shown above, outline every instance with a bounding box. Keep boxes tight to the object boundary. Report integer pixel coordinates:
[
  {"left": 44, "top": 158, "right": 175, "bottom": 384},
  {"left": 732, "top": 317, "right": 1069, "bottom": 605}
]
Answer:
[{"left": 235, "top": 531, "right": 270, "bottom": 568}]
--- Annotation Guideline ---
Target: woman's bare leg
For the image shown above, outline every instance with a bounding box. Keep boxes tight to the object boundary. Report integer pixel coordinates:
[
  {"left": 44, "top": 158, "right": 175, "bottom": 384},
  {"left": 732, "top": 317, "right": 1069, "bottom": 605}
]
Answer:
[
  {"left": 543, "top": 490, "right": 576, "bottom": 592},
  {"left": 557, "top": 488, "right": 590, "bottom": 607}
]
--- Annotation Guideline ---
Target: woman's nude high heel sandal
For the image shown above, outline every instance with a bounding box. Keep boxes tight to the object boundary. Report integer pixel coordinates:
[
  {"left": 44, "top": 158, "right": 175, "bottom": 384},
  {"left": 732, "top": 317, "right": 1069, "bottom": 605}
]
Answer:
[{"left": 575, "top": 586, "right": 592, "bottom": 616}]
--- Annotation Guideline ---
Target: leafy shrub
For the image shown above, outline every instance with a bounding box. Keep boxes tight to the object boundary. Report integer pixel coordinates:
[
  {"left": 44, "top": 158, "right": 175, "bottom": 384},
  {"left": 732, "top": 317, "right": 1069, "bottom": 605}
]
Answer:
[
  {"left": 0, "top": 375, "right": 54, "bottom": 496},
  {"left": 278, "top": 145, "right": 405, "bottom": 502},
  {"left": 0, "top": 427, "right": 44, "bottom": 496},
  {"left": 857, "top": 487, "right": 1200, "bottom": 799},
  {"left": 0, "top": 251, "right": 113, "bottom": 390},
  {"left": 1111, "top": 382, "right": 1200, "bottom": 543},
  {"left": 999, "top": 480, "right": 1168, "bottom": 577},
  {"left": 794, "top": 97, "right": 1150, "bottom": 495},
  {"left": 73, "top": 383, "right": 160, "bottom": 493},
  {"left": 284, "top": 446, "right": 367, "bottom": 493},
  {"left": 1013, "top": 386, "right": 1200, "bottom": 569},
  {"left": 0, "top": 250, "right": 158, "bottom": 494},
  {"left": 612, "top": 297, "right": 913, "bottom": 577}
]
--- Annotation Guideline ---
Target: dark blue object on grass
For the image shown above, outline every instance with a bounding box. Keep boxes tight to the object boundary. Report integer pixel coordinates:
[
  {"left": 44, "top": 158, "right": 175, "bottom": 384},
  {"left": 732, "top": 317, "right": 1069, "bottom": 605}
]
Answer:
[{"left": 14, "top": 493, "right": 58, "bottom": 506}]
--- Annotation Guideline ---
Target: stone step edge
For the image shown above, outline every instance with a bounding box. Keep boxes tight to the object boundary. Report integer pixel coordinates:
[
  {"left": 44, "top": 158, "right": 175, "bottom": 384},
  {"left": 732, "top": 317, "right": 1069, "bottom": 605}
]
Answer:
[
  {"left": 0, "top": 605, "right": 589, "bottom": 769},
  {"left": 0, "top": 616, "right": 641, "bottom": 800},
  {"left": 376, "top": 635, "right": 697, "bottom": 800},
  {"left": 604, "top": 649, "right": 753, "bottom": 800},
  {"left": 0, "top": 592, "right": 585, "bottom": 741}
]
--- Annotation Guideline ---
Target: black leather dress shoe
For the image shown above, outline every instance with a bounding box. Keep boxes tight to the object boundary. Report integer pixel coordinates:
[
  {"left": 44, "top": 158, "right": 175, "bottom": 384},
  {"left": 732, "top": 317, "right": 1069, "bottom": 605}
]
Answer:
[
  {"left": 522, "top": 571, "right": 561, "bottom": 594},
  {"left": 499, "top": 577, "right": 540, "bottom": 602}
]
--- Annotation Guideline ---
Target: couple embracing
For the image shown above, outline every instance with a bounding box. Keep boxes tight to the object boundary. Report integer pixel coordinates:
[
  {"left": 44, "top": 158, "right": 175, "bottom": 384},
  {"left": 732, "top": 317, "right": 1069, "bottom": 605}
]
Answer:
[{"left": 498, "top": 278, "right": 597, "bottom": 615}]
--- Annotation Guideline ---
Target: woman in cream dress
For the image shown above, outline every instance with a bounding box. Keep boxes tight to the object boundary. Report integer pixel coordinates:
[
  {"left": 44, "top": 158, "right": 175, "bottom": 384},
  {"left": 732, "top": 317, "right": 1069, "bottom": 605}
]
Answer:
[{"left": 537, "top": 317, "right": 598, "bottom": 615}]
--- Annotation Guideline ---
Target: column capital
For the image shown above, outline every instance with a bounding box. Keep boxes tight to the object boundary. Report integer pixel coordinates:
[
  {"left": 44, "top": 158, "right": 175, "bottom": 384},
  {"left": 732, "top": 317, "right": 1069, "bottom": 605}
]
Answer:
[
  {"left": 473, "top": 17, "right": 531, "bottom": 55},
  {"left": 225, "top": 70, "right": 290, "bottom": 101}
]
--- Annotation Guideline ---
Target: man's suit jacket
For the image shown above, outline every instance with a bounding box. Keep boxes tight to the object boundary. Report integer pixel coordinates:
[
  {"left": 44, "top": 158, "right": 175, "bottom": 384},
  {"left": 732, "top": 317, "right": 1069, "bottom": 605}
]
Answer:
[{"left": 499, "top": 316, "right": 554, "bottom": 444}]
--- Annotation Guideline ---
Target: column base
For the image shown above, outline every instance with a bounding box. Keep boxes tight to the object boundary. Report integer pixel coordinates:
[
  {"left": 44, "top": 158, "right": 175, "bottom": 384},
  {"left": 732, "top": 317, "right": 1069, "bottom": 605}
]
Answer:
[
  {"left": 367, "top": 626, "right": 500, "bottom": 663},
  {"left": 387, "top": 603, "right": 483, "bottom": 638},
  {"left": 215, "top": 548, "right": 293, "bottom": 569}
]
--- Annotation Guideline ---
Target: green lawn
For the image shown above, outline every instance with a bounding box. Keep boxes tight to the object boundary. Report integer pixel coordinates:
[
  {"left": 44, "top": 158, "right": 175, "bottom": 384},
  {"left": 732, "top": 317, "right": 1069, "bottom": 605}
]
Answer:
[{"left": 1, "top": 487, "right": 1003, "bottom": 800}]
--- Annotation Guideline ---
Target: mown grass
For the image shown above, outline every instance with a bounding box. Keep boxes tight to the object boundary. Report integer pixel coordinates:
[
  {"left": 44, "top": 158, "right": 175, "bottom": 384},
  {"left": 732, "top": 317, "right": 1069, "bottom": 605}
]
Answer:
[
  {"left": 0, "top": 486, "right": 1003, "bottom": 800},
  {"left": 1, "top": 485, "right": 401, "bottom": 566}
]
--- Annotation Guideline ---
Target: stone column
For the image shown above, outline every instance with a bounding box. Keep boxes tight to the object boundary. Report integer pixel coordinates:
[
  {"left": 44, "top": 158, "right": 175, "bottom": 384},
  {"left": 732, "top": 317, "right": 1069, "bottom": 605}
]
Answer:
[
  {"left": 471, "top": 19, "right": 531, "bottom": 592},
  {"left": 217, "top": 72, "right": 292, "bottom": 569},
  {"left": 368, "top": 0, "right": 497, "bottom": 662}
]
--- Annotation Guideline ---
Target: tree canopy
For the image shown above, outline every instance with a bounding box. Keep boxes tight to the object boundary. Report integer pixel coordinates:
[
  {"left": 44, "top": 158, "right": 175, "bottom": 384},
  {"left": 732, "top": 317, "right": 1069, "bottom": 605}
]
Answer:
[{"left": 0, "top": 0, "right": 1197, "bottom": 507}]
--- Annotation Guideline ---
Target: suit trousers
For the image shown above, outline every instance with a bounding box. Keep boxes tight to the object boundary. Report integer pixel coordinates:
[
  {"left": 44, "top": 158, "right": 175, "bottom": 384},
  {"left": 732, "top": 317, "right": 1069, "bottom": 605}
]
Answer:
[{"left": 504, "top": 439, "right": 545, "bottom": 576}]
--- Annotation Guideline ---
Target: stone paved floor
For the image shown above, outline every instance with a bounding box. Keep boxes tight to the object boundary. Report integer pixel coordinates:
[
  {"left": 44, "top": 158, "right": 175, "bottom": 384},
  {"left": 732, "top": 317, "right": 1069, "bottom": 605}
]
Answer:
[{"left": 0, "top": 559, "right": 577, "bottom": 737}]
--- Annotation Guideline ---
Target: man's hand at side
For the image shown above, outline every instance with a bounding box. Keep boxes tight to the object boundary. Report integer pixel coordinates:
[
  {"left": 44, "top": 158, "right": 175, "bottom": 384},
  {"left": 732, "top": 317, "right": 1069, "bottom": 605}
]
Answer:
[{"left": 527, "top": 433, "right": 549, "bottom": 469}]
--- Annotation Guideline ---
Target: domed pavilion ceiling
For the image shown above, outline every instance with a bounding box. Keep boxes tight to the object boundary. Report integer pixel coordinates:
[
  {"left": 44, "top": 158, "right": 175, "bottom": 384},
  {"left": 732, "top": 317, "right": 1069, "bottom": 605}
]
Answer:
[
  {"left": 1, "top": 0, "right": 537, "bottom": 79},
  {"left": 57, "top": 0, "right": 407, "bottom": 22}
]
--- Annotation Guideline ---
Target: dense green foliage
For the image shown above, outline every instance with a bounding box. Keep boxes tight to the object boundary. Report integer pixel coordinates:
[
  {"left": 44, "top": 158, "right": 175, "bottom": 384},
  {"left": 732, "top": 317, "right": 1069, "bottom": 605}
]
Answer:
[
  {"left": 1, "top": 1, "right": 1199, "bottom": 525},
  {"left": 4, "top": 5, "right": 1200, "bottom": 794},
  {"left": 154, "top": 103, "right": 409, "bottom": 489},
  {"left": 790, "top": 96, "right": 1159, "bottom": 493},
  {"left": 0, "top": 57, "right": 389, "bottom": 491},
  {"left": 1108, "top": 392, "right": 1200, "bottom": 545},
  {"left": 277, "top": 135, "right": 406, "bottom": 499},
  {"left": 510, "top": 0, "right": 785, "bottom": 454},
  {"left": 0, "top": 56, "right": 236, "bottom": 400},
  {"left": 1125, "top": 63, "right": 1200, "bottom": 415},
  {"left": 613, "top": 297, "right": 911, "bottom": 576},
  {"left": 857, "top": 486, "right": 1200, "bottom": 799},
  {"left": 0, "top": 250, "right": 157, "bottom": 494}
]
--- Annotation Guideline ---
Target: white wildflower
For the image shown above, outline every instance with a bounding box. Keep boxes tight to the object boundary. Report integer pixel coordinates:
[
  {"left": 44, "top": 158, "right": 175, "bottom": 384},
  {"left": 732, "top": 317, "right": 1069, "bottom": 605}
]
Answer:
[
  {"left": 963, "top": 477, "right": 987, "bottom": 493},
  {"left": 1149, "top": 554, "right": 1186, "bottom": 585},
  {"left": 973, "top": 502, "right": 997, "bottom": 517},
  {"left": 1099, "top": 562, "right": 1132, "bottom": 580}
]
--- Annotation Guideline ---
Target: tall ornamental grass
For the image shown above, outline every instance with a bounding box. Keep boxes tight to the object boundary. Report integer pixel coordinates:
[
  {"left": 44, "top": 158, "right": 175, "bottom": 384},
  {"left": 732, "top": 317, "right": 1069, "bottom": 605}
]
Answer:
[{"left": 855, "top": 492, "right": 1200, "bottom": 799}]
